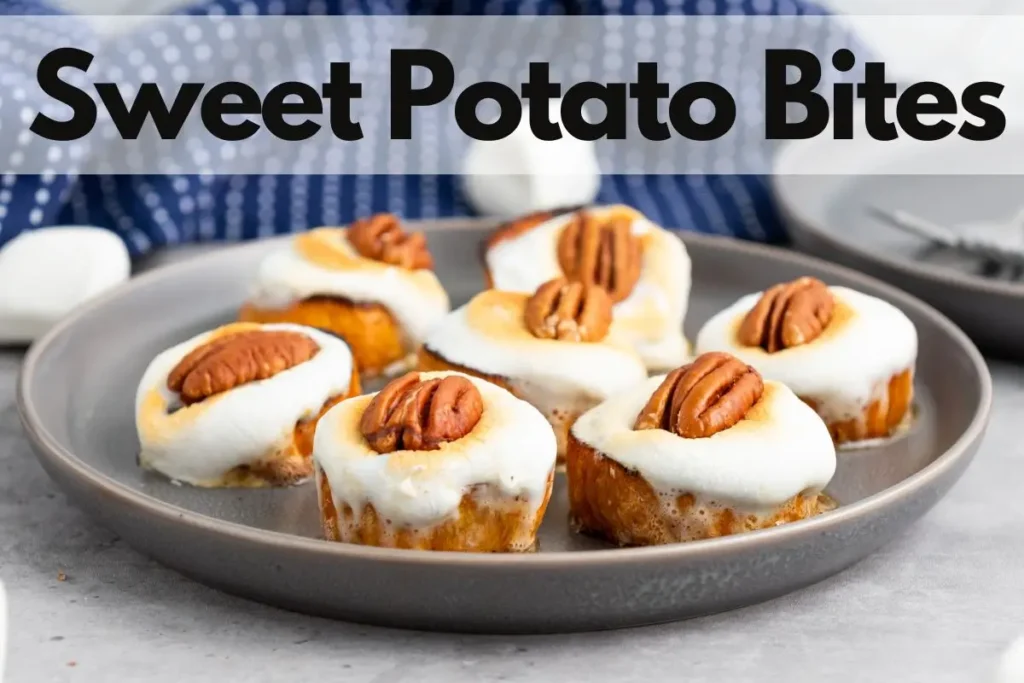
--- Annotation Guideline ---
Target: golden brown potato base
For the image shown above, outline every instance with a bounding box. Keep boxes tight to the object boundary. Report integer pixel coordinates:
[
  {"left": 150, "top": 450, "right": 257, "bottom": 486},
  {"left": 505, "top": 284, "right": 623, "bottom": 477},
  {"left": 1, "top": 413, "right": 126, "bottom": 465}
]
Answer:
[
  {"left": 417, "top": 346, "right": 578, "bottom": 462},
  {"left": 217, "top": 366, "right": 361, "bottom": 488},
  {"left": 566, "top": 432, "right": 824, "bottom": 546},
  {"left": 317, "top": 468, "right": 554, "bottom": 552},
  {"left": 805, "top": 368, "right": 914, "bottom": 445},
  {"left": 239, "top": 296, "right": 407, "bottom": 378}
]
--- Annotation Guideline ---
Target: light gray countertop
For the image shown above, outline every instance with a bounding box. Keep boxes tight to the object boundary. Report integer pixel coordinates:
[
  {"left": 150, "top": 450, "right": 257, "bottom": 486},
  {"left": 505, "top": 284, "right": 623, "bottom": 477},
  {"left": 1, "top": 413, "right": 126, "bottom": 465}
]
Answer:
[{"left": 1, "top": 252, "right": 1022, "bottom": 682}]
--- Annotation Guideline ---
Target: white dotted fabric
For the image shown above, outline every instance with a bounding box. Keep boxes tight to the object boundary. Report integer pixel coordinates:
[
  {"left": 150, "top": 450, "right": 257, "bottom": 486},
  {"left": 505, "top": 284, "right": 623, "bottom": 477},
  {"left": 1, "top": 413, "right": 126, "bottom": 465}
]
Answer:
[{"left": 0, "top": 0, "right": 854, "bottom": 251}]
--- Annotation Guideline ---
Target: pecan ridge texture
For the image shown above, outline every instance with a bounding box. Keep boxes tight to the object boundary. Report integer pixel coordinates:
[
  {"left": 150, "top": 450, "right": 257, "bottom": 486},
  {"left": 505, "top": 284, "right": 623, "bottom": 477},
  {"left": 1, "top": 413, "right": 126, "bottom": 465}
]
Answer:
[
  {"left": 556, "top": 212, "right": 642, "bottom": 303},
  {"left": 167, "top": 329, "right": 320, "bottom": 405},
  {"left": 524, "top": 277, "right": 613, "bottom": 342},
  {"left": 346, "top": 213, "right": 434, "bottom": 270},
  {"left": 633, "top": 352, "right": 764, "bottom": 438},
  {"left": 737, "top": 277, "right": 834, "bottom": 353},
  {"left": 360, "top": 372, "right": 484, "bottom": 453}
]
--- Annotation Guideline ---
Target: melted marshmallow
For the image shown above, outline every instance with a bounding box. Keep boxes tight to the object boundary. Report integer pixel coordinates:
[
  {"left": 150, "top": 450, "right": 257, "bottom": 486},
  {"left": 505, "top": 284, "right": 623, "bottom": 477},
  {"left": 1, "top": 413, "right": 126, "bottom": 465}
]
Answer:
[
  {"left": 483, "top": 206, "right": 691, "bottom": 372},
  {"left": 136, "top": 323, "right": 355, "bottom": 486},
  {"left": 572, "top": 376, "right": 836, "bottom": 510},
  {"left": 695, "top": 287, "right": 918, "bottom": 421},
  {"left": 247, "top": 228, "right": 450, "bottom": 345},
  {"left": 461, "top": 99, "right": 601, "bottom": 217},
  {"left": 422, "top": 290, "right": 649, "bottom": 416},
  {"left": 314, "top": 371, "right": 557, "bottom": 528},
  {"left": 0, "top": 226, "right": 130, "bottom": 343}
]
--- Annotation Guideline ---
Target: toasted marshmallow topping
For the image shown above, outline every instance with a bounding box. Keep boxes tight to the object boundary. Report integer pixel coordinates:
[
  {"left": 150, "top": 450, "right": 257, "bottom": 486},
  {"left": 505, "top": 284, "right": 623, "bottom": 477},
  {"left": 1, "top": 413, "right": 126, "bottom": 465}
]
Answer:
[
  {"left": 572, "top": 376, "right": 836, "bottom": 510},
  {"left": 484, "top": 206, "right": 691, "bottom": 372},
  {"left": 135, "top": 323, "right": 355, "bottom": 486},
  {"left": 314, "top": 371, "right": 557, "bottom": 528},
  {"left": 695, "top": 287, "right": 918, "bottom": 421},
  {"left": 426, "top": 290, "right": 647, "bottom": 400},
  {"left": 246, "top": 228, "right": 450, "bottom": 346},
  {"left": 423, "top": 291, "right": 648, "bottom": 453}
]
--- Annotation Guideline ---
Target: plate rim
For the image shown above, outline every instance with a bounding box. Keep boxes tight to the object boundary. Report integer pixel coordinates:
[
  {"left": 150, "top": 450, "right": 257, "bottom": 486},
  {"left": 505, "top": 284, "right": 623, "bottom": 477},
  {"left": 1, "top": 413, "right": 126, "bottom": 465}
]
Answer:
[
  {"left": 17, "top": 223, "right": 993, "bottom": 568},
  {"left": 771, "top": 137, "right": 1024, "bottom": 298}
]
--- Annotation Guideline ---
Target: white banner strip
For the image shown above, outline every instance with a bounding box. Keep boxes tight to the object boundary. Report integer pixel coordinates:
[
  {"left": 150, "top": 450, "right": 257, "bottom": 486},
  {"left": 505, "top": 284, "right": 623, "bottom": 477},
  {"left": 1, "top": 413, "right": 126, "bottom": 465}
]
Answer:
[{"left": 0, "top": 15, "right": 1020, "bottom": 175}]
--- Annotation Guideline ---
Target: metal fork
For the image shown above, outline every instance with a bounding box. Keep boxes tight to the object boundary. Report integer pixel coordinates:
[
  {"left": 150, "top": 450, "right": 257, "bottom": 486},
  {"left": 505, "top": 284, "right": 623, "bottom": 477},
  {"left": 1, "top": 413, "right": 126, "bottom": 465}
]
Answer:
[{"left": 867, "top": 206, "right": 1024, "bottom": 270}]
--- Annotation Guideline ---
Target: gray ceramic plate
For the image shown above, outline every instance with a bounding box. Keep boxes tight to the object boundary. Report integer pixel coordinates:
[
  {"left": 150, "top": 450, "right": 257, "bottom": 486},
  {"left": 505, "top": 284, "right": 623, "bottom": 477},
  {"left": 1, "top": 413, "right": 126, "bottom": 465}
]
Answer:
[
  {"left": 18, "top": 223, "right": 991, "bottom": 634},
  {"left": 772, "top": 136, "right": 1024, "bottom": 360}
]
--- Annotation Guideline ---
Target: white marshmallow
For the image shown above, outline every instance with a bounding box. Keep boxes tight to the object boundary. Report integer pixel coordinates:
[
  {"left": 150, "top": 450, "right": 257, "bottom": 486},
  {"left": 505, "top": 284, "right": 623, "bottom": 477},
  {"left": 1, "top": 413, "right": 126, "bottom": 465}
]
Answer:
[
  {"left": 571, "top": 376, "right": 837, "bottom": 511},
  {"left": 483, "top": 206, "right": 692, "bottom": 372},
  {"left": 135, "top": 323, "right": 356, "bottom": 486},
  {"left": 423, "top": 291, "right": 648, "bottom": 418},
  {"left": 461, "top": 100, "right": 601, "bottom": 217},
  {"left": 695, "top": 287, "right": 918, "bottom": 422},
  {"left": 314, "top": 371, "right": 557, "bottom": 529},
  {"left": 422, "top": 290, "right": 649, "bottom": 453},
  {"left": 246, "top": 228, "right": 450, "bottom": 349},
  {"left": 0, "top": 227, "right": 130, "bottom": 343}
]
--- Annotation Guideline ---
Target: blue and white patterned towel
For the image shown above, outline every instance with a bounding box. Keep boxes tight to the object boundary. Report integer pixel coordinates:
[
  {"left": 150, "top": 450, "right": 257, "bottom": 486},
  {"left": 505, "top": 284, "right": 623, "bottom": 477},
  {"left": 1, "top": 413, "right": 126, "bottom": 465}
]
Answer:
[{"left": 0, "top": 0, "right": 844, "bottom": 256}]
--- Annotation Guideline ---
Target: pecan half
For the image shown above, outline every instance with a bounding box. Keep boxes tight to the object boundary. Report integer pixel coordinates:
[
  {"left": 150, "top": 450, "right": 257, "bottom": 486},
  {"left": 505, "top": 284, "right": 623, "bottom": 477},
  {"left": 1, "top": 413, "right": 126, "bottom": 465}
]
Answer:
[
  {"left": 737, "top": 277, "right": 834, "bottom": 353},
  {"left": 346, "top": 213, "right": 433, "bottom": 270},
  {"left": 168, "top": 329, "right": 320, "bottom": 405},
  {"left": 360, "top": 372, "right": 483, "bottom": 454},
  {"left": 524, "top": 277, "right": 613, "bottom": 342},
  {"left": 556, "top": 212, "right": 642, "bottom": 303},
  {"left": 633, "top": 352, "right": 764, "bottom": 438}
]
